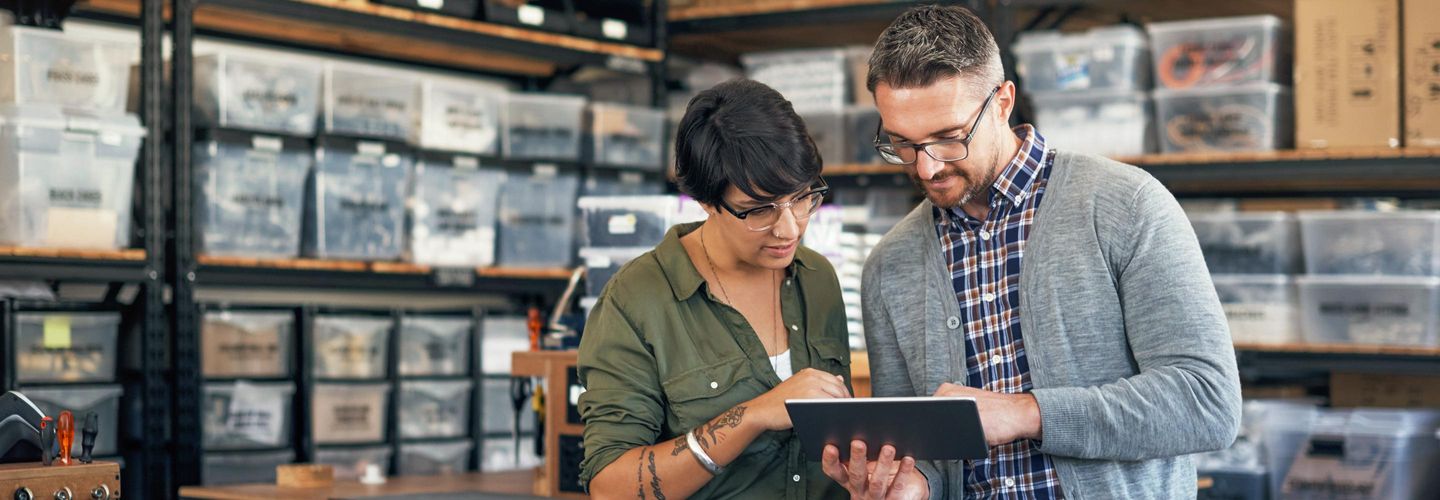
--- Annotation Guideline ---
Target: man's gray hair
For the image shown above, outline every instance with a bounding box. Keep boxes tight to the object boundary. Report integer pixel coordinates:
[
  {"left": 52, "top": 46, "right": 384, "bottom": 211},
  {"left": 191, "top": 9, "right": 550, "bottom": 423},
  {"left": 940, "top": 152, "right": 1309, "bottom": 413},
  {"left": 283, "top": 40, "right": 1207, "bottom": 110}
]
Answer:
[{"left": 866, "top": 4, "right": 1005, "bottom": 94}]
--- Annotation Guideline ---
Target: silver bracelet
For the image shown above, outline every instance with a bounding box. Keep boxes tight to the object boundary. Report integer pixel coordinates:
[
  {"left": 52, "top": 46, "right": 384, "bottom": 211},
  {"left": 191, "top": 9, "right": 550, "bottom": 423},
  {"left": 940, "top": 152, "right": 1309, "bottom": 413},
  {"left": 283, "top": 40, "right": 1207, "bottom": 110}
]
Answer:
[{"left": 686, "top": 429, "right": 724, "bottom": 476}]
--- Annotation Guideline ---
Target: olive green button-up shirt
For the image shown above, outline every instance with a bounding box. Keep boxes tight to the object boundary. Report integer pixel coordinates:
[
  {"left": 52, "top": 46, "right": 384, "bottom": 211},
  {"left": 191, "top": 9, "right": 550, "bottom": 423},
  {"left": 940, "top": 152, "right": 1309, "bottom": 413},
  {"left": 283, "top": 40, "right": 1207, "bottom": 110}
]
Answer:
[{"left": 577, "top": 222, "right": 852, "bottom": 499}]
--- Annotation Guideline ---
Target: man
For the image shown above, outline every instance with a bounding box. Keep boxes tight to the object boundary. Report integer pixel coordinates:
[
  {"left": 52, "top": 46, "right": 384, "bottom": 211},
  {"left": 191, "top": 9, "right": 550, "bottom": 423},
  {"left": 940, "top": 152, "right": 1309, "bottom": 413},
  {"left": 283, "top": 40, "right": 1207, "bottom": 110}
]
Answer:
[{"left": 821, "top": 5, "right": 1242, "bottom": 499}]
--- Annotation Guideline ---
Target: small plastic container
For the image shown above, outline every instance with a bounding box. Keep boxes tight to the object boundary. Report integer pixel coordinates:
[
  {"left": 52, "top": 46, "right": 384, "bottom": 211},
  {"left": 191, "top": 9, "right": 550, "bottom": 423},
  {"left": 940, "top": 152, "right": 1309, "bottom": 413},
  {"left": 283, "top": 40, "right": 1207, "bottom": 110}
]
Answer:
[
  {"left": 1147, "top": 15, "right": 1285, "bottom": 90},
  {"left": 480, "top": 316, "right": 529, "bottom": 375},
  {"left": 1013, "top": 25, "right": 1150, "bottom": 92},
  {"left": 312, "top": 316, "right": 391, "bottom": 379},
  {"left": 194, "top": 52, "right": 322, "bottom": 135},
  {"left": 19, "top": 385, "right": 122, "bottom": 456},
  {"left": 311, "top": 383, "right": 391, "bottom": 444},
  {"left": 1189, "top": 211, "right": 1302, "bottom": 274},
  {"left": 306, "top": 137, "right": 412, "bottom": 260},
  {"left": 202, "top": 449, "right": 294, "bottom": 485},
  {"left": 398, "top": 379, "right": 473, "bottom": 439},
  {"left": 322, "top": 63, "right": 419, "bottom": 141},
  {"left": 14, "top": 312, "right": 120, "bottom": 383},
  {"left": 1196, "top": 468, "right": 1267, "bottom": 500},
  {"left": 801, "top": 110, "right": 847, "bottom": 166},
  {"left": 415, "top": 78, "right": 504, "bottom": 155},
  {"left": 398, "top": 315, "right": 472, "bottom": 377},
  {"left": 314, "top": 445, "right": 394, "bottom": 481},
  {"left": 201, "top": 310, "right": 294, "bottom": 378},
  {"left": 1153, "top": 83, "right": 1292, "bottom": 153},
  {"left": 1030, "top": 89, "right": 1153, "bottom": 157},
  {"left": 1297, "top": 275, "right": 1440, "bottom": 347},
  {"left": 194, "top": 130, "right": 311, "bottom": 259},
  {"left": 480, "top": 434, "right": 542, "bottom": 472},
  {"left": 742, "top": 48, "right": 848, "bottom": 113},
  {"left": 1265, "top": 408, "right": 1440, "bottom": 500},
  {"left": 580, "top": 247, "right": 648, "bottom": 297},
  {"left": 483, "top": 376, "right": 537, "bottom": 434},
  {"left": 844, "top": 106, "right": 882, "bottom": 165},
  {"left": 582, "top": 169, "right": 666, "bottom": 197},
  {"left": 0, "top": 25, "right": 136, "bottom": 112},
  {"left": 1212, "top": 275, "right": 1301, "bottom": 344},
  {"left": 497, "top": 167, "right": 579, "bottom": 267},
  {"left": 578, "top": 195, "right": 700, "bottom": 250},
  {"left": 398, "top": 440, "right": 473, "bottom": 476},
  {"left": 0, "top": 106, "right": 145, "bottom": 249},
  {"left": 202, "top": 382, "right": 295, "bottom": 450},
  {"left": 588, "top": 103, "right": 665, "bottom": 171},
  {"left": 1298, "top": 211, "right": 1440, "bottom": 277},
  {"left": 503, "top": 93, "right": 586, "bottom": 160},
  {"left": 408, "top": 154, "right": 503, "bottom": 267}
]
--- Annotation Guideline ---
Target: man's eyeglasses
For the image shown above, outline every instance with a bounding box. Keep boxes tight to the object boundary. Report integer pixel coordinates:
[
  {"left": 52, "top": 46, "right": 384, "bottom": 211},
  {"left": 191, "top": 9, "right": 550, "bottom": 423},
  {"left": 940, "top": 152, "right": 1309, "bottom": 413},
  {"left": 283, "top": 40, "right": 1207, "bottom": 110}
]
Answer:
[
  {"left": 718, "top": 180, "right": 830, "bottom": 232},
  {"left": 873, "top": 85, "right": 1001, "bottom": 165}
]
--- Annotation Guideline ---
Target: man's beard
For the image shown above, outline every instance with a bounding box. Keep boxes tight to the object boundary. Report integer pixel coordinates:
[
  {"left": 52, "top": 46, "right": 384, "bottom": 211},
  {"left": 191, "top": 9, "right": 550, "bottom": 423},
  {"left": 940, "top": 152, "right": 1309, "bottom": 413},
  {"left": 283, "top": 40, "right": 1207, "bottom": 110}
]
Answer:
[{"left": 910, "top": 161, "right": 995, "bottom": 210}]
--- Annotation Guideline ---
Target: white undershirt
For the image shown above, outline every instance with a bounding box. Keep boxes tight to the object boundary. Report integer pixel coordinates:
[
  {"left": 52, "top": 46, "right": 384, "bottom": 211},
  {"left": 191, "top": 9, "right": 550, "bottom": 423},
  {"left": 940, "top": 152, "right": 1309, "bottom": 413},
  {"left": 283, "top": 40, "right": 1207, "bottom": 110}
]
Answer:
[{"left": 769, "top": 349, "right": 793, "bottom": 381}]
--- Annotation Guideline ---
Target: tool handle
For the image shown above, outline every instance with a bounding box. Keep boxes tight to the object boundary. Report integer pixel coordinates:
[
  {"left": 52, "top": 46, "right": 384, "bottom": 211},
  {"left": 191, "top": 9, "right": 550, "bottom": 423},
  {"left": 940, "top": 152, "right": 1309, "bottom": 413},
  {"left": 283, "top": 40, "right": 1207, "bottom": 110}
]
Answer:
[
  {"left": 39, "top": 416, "right": 54, "bottom": 466},
  {"left": 81, "top": 412, "right": 98, "bottom": 464},
  {"left": 57, "top": 410, "right": 74, "bottom": 465}
]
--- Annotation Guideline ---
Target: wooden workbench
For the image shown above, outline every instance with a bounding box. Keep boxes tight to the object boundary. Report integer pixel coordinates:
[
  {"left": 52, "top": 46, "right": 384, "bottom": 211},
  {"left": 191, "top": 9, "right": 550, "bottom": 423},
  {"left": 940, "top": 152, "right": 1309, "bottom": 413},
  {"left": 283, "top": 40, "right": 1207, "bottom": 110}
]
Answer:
[{"left": 177, "top": 469, "right": 541, "bottom": 499}]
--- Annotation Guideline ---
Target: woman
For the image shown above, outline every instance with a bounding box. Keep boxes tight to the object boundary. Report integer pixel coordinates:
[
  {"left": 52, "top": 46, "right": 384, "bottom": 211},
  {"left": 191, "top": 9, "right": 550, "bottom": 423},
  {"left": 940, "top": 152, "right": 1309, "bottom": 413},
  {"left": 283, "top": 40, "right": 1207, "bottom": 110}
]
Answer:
[{"left": 577, "top": 78, "right": 853, "bottom": 499}]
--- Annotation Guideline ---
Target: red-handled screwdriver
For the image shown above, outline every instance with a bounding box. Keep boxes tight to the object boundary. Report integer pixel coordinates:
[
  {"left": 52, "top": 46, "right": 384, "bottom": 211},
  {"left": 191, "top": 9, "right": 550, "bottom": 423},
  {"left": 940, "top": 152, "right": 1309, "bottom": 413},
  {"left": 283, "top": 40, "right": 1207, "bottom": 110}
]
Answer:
[{"left": 57, "top": 410, "right": 74, "bottom": 465}]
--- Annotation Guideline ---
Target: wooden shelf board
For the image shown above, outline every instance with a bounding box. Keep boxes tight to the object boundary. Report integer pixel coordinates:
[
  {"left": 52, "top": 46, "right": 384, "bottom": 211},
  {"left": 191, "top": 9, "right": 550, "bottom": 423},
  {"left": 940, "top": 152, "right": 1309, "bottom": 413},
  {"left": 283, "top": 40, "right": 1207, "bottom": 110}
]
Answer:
[
  {"left": 0, "top": 246, "right": 145, "bottom": 261},
  {"left": 668, "top": 0, "right": 897, "bottom": 21},
  {"left": 198, "top": 255, "right": 573, "bottom": 281},
  {"left": 1113, "top": 147, "right": 1440, "bottom": 167},
  {"left": 1234, "top": 342, "right": 1440, "bottom": 358}
]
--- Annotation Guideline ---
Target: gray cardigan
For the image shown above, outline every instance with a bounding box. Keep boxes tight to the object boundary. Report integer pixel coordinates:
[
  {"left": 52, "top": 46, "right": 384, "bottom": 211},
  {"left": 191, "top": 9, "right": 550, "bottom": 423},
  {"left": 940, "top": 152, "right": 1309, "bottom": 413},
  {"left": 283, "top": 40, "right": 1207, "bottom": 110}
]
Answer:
[{"left": 861, "top": 151, "right": 1242, "bottom": 499}]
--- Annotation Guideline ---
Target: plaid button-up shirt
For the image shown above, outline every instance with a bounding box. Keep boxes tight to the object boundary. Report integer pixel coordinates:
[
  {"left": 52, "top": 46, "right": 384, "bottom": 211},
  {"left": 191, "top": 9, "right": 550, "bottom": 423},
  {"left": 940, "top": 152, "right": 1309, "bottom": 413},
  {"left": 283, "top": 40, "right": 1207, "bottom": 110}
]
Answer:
[{"left": 934, "top": 125, "right": 1064, "bottom": 499}]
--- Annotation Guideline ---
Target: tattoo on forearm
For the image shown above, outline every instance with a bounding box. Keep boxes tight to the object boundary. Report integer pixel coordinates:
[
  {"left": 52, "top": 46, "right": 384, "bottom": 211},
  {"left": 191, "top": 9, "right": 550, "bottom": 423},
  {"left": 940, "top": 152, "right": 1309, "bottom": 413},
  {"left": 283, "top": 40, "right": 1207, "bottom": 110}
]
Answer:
[
  {"left": 648, "top": 450, "right": 666, "bottom": 500},
  {"left": 695, "top": 431, "right": 711, "bottom": 451},
  {"left": 636, "top": 448, "right": 646, "bottom": 500},
  {"left": 671, "top": 436, "right": 688, "bottom": 456},
  {"left": 704, "top": 405, "right": 747, "bottom": 445}
]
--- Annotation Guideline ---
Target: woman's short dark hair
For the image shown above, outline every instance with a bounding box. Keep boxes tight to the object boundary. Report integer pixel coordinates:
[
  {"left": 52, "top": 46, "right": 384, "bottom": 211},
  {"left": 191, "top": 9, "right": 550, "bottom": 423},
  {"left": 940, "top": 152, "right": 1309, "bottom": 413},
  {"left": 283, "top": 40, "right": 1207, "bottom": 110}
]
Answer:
[{"left": 674, "top": 78, "right": 822, "bottom": 207}]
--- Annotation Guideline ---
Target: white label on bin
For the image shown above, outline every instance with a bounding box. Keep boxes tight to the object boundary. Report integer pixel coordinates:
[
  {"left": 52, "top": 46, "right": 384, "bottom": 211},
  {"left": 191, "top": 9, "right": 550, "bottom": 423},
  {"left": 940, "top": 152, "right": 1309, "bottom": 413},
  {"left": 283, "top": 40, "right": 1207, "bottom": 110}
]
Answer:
[
  {"left": 100, "top": 132, "right": 123, "bottom": 146},
  {"left": 518, "top": 5, "right": 545, "bottom": 26},
  {"left": 383, "top": 154, "right": 401, "bottom": 168},
  {"left": 358, "top": 141, "right": 387, "bottom": 156},
  {"left": 533, "top": 164, "right": 558, "bottom": 178},
  {"left": 418, "top": 0, "right": 443, "bottom": 9},
  {"left": 587, "top": 254, "right": 613, "bottom": 268},
  {"left": 454, "top": 156, "right": 480, "bottom": 170},
  {"left": 228, "top": 381, "right": 285, "bottom": 445},
  {"left": 252, "top": 136, "right": 283, "bottom": 152},
  {"left": 45, "top": 207, "right": 117, "bottom": 249},
  {"left": 602, "top": 19, "right": 628, "bottom": 40},
  {"left": 608, "top": 214, "right": 638, "bottom": 235}
]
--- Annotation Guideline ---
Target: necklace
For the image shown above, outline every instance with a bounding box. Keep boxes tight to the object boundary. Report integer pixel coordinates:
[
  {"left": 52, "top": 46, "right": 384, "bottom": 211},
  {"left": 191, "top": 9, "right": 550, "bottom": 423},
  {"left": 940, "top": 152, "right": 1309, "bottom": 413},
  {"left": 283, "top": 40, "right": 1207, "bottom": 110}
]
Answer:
[{"left": 700, "top": 225, "right": 784, "bottom": 372}]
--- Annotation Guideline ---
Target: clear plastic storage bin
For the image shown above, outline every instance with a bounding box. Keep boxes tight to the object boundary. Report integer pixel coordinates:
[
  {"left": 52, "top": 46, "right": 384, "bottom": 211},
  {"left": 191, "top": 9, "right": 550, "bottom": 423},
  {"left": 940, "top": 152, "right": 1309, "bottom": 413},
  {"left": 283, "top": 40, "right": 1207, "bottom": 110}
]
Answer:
[
  {"left": 202, "top": 449, "right": 293, "bottom": 485},
  {"left": 480, "top": 434, "right": 542, "bottom": 472},
  {"left": 741, "top": 48, "right": 848, "bottom": 113},
  {"left": 480, "top": 316, "right": 529, "bottom": 375},
  {"left": 15, "top": 312, "right": 120, "bottom": 383},
  {"left": 416, "top": 78, "right": 504, "bottom": 155},
  {"left": 581, "top": 247, "right": 648, "bottom": 297},
  {"left": 399, "top": 379, "right": 473, "bottom": 439},
  {"left": 497, "top": 167, "right": 579, "bottom": 267},
  {"left": 0, "top": 25, "right": 135, "bottom": 111},
  {"left": 1212, "top": 275, "right": 1300, "bottom": 344},
  {"left": 398, "top": 315, "right": 471, "bottom": 377},
  {"left": 409, "top": 154, "right": 502, "bottom": 267},
  {"left": 1189, "top": 211, "right": 1302, "bottom": 274},
  {"left": 312, "top": 316, "right": 391, "bottom": 379},
  {"left": 0, "top": 106, "right": 145, "bottom": 249},
  {"left": 583, "top": 170, "right": 666, "bottom": 197},
  {"left": 1265, "top": 408, "right": 1440, "bottom": 500},
  {"left": 314, "top": 446, "right": 394, "bottom": 481},
  {"left": 202, "top": 382, "right": 295, "bottom": 450},
  {"left": 311, "top": 383, "right": 391, "bottom": 444},
  {"left": 195, "top": 130, "right": 311, "bottom": 259},
  {"left": 845, "top": 106, "right": 882, "bottom": 165},
  {"left": 801, "top": 111, "right": 846, "bottom": 166},
  {"left": 19, "top": 385, "right": 122, "bottom": 456},
  {"left": 306, "top": 137, "right": 412, "bottom": 260},
  {"left": 1154, "top": 83, "right": 1292, "bottom": 153},
  {"left": 483, "top": 376, "right": 536, "bottom": 434},
  {"left": 399, "top": 440, "right": 473, "bottom": 476},
  {"left": 588, "top": 103, "right": 665, "bottom": 171},
  {"left": 1013, "top": 25, "right": 1149, "bottom": 92},
  {"left": 202, "top": 310, "right": 293, "bottom": 378},
  {"left": 578, "top": 196, "right": 701, "bottom": 250},
  {"left": 1147, "top": 15, "right": 1286, "bottom": 90},
  {"left": 1031, "top": 89, "right": 1153, "bottom": 157},
  {"left": 194, "top": 52, "right": 322, "bottom": 135},
  {"left": 1299, "top": 211, "right": 1440, "bottom": 276},
  {"left": 1298, "top": 276, "right": 1440, "bottom": 347},
  {"left": 322, "top": 64, "right": 418, "bottom": 140},
  {"left": 503, "top": 93, "right": 586, "bottom": 160}
]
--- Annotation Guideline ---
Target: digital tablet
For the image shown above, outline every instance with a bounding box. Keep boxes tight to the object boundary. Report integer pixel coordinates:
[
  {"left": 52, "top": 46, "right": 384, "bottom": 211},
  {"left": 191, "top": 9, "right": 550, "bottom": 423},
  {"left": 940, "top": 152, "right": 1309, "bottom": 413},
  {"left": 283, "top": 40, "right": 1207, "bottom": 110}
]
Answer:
[{"left": 785, "top": 397, "right": 989, "bottom": 461}]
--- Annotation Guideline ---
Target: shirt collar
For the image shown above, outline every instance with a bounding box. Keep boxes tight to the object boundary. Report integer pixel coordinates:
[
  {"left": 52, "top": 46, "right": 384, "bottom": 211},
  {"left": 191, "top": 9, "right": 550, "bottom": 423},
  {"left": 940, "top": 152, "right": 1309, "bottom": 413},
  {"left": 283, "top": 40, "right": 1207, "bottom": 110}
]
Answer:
[
  {"left": 656, "top": 221, "right": 816, "bottom": 301},
  {"left": 937, "top": 124, "right": 1047, "bottom": 224}
]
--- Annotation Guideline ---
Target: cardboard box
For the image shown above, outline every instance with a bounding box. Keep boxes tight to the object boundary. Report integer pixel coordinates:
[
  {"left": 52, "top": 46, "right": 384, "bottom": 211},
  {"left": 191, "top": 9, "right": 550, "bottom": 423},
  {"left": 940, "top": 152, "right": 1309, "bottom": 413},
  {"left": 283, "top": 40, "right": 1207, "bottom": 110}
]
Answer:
[
  {"left": 1404, "top": 0, "right": 1440, "bottom": 146},
  {"left": 1295, "top": 0, "right": 1403, "bottom": 149},
  {"left": 1331, "top": 372, "right": 1440, "bottom": 408}
]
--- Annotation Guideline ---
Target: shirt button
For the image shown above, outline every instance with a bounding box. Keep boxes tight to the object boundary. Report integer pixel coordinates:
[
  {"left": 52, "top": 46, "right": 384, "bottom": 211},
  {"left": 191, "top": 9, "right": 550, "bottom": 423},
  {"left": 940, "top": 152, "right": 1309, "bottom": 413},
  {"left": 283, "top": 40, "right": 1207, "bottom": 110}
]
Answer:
[
  {"left": 978, "top": 230, "right": 991, "bottom": 241},
  {"left": 946, "top": 316, "right": 960, "bottom": 329},
  {"left": 786, "top": 279, "right": 792, "bottom": 286},
  {"left": 793, "top": 474, "right": 801, "bottom": 482},
  {"left": 710, "top": 381, "right": 718, "bottom": 389},
  {"left": 983, "top": 292, "right": 996, "bottom": 303},
  {"left": 790, "top": 324, "right": 798, "bottom": 331},
  {"left": 1005, "top": 478, "right": 1016, "bottom": 488}
]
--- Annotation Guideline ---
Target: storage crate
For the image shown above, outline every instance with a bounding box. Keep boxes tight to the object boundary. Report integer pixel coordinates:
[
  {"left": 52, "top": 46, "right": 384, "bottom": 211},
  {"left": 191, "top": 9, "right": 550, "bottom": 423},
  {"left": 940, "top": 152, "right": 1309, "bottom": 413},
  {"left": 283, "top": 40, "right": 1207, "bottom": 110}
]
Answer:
[
  {"left": 202, "top": 382, "right": 295, "bottom": 450},
  {"left": 1031, "top": 89, "right": 1153, "bottom": 157},
  {"left": 1147, "top": 15, "right": 1286, "bottom": 90},
  {"left": 504, "top": 93, "right": 586, "bottom": 160},
  {"left": 312, "top": 316, "right": 391, "bottom": 379},
  {"left": 1190, "top": 211, "right": 1302, "bottom": 274},
  {"left": 1297, "top": 276, "right": 1440, "bottom": 347},
  {"left": 415, "top": 78, "right": 504, "bottom": 155},
  {"left": 1014, "top": 25, "right": 1149, "bottom": 92},
  {"left": 201, "top": 310, "right": 294, "bottom": 378},
  {"left": 195, "top": 52, "right": 322, "bottom": 135},
  {"left": 588, "top": 103, "right": 665, "bottom": 171},
  {"left": 497, "top": 167, "right": 579, "bottom": 267},
  {"left": 398, "top": 440, "right": 473, "bottom": 476},
  {"left": 314, "top": 445, "right": 394, "bottom": 481},
  {"left": 398, "top": 315, "right": 471, "bottom": 377},
  {"left": 202, "top": 449, "right": 293, "bottom": 485},
  {"left": 1299, "top": 211, "right": 1440, "bottom": 276},
  {"left": 306, "top": 137, "right": 412, "bottom": 260},
  {"left": 311, "top": 383, "right": 391, "bottom": 444},
  {"left": 408, "top": 154, "right": 502, "bottom": 267},
  {"left": 1213, "top": 275, "right": 1301, "bottom": 344},
  {"left": 19, "top": 385, "right": 122, "bottom": 456},
  {"left": 195, "top": 130, "right": 311, "bottom": 258},
  {"left": 398, "top": 379, "right": 473, "bottom": 439},
  {"left": 1265, "top": 408, "right": 1440, "bottom": 500},
  {"left": 0, "top": 25, "right": 135, "bottom": 111},
  {"left": 322, "top": 63, "right": 419, "bottom": 140},
  {"left": 1154, "top": 83, "right": 1292, "bottom": 153},
  {"left": 14, "top": 312, "right": 120, "bottom": 383}
]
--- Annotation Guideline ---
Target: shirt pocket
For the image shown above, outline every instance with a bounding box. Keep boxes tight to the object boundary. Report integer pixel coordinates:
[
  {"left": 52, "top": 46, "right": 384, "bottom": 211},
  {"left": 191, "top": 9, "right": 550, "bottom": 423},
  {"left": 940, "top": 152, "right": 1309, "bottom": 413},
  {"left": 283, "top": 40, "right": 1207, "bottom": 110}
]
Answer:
[
  {"left": 662, "top": 358, "right": 765, "bottom": 432},
  {"left": 810, "top": 338, "right": 852, "bottom": 379}
]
